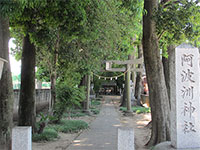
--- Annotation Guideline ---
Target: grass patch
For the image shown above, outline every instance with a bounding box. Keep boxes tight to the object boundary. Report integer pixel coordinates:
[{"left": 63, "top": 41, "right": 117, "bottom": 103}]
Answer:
[
  {"left": 32, "top": 128, "right": 58, "bottom": 142},
  {"left": 91, "top": 100, "right": 101, "bottom": 106},
  {"left": 91, "top": 108, "right": 100, "bottom": 114},
  {"left": 120, "top": 106, "right": 151, "bottom": 114},
  {"left": 49, "top": 119, "right": 88, "bottom": 133},
  {"left": 63, "top": 112, "right": 87, "bottom": 118},
  {"left": 90, "top": 100, "right": 101, "bottom": 115}
]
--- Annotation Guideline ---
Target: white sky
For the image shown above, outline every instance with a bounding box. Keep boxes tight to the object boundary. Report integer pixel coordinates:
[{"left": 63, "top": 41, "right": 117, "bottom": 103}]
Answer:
[{"left": 9, "top": 38, "right": 21, "bottom": 76}]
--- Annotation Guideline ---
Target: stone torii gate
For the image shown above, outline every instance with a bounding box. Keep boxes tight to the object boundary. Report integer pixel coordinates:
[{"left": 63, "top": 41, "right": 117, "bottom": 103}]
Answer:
[{"left": 105, "top": 57, "right": 144, "bottom": 114}]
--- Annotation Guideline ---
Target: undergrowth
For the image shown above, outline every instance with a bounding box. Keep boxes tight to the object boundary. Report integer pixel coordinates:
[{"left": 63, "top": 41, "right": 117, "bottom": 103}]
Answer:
[
  {"left": 90, "top": 99, "right": 101, "bottom": 115},
  {"left": 91, "top": 100, "right": 101, "bottom": 106},
  {"left": 32, "top": 128, "right": 58, "bottom": 142},
  {"left": 49, "top": 119, "right": 89, "bottom": 133},
  {"left": 63, "top": 111, "right": 87, "bottom": 118},
  {"left": 120, "top": 106, "right": 151, "bottom": 114},
  {"left": 33, "top": 99, "right": 101, "bottom": 142}
]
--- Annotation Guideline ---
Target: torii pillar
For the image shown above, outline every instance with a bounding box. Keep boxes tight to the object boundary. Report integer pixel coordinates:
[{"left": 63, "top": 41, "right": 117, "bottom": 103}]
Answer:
[
  {"left": 126, "top": 64, "right": 132, "bottom": 114},
  {"left": 105, "top": 58, "right": 143, "bottom": 115}
]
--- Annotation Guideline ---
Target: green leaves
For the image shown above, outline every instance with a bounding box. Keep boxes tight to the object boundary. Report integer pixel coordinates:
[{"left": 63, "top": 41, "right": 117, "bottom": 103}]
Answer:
[
  {"left": 52, "top": 83, "right": 86, "bottom": 123},
  {"left": 3, "top": 0, "right": 145, "bottom": 92},
  {"left": 154, "top": 0, "right": 200, "bottom": 52}
]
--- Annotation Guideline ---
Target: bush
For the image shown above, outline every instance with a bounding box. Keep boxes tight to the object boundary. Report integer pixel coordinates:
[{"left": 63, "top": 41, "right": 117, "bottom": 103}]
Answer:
[
  {"left": 50, "top": 119, "right": 88, "bottom": 133},
  {"left": 91, "top": 108, "right": 100, "bottom": 114},
  {"left": 32, "top": 128, "right": 58, "bottom": 142},
  {"left": 35, "top": 113, "right": 49, "bottom": 134},
  {"left": 91, "top": 100, "right": 101, "bottom": 106},
  {"left": 52, "top": 83, "right": 86, "bottom": 123}
]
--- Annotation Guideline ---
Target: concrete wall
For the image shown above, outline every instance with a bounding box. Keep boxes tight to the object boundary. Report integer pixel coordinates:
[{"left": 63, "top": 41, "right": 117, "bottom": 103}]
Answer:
[
  {"left": 13, "top": 89, "right": 51, "bottom": 120},
  {"left": 13, "top": 89, "right": 50, "bottom": 109}
]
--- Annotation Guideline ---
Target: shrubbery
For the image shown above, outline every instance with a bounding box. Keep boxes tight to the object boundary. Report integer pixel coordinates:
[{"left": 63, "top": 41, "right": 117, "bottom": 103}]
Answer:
[
  {"left": 33, "top": 128, "right": 58, "bottom": 142},
  {"left": 33, "top": 119, "right": 89, "bottom": 142},
  {"left": 33, "top": 83, "right": 101, "bottom": 142},
  {"left": 49, "top": 119, "right": 88, "bottom": 133},
  {"left": 52, "top": 83, "right": 86, "bottom": 123}
]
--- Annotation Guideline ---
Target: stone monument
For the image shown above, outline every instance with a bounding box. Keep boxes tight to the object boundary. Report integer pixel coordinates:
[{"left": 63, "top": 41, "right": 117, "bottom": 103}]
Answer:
[
  {"left": 12, "top": 126, "right": 32, "bottom": 150},
  {"left": 171, "top": 43, "right": 200, "bottom": 149},
  {"left": 154, "top": 43, "right": 200, "bottom": 150}
]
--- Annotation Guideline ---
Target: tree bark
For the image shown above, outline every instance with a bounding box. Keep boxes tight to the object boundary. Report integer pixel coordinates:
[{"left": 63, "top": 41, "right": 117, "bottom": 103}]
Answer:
[
  {"left": 84, "top": 74, "right": 91, "bottom": 112},
  {"left": 120, "top": 86, "right": 126, "bottom": 107},
  {"left": 162, "top": 45, "right": 175, "bottom": 110},
  {"left": 18, "top": 34, "right": 36, "bottom": 132},
  {"left": 143, "top": 0, "right": 170, "bottom": 146},
  {"left": 129, "top": 54, "right": 136, "bottom": 87},
  {"left": 79, "top": 75, "right": 87, "bottom": 87},
  {"left": 135, "top": 44, "right": 143, "bottom": 106},
  {"left": 0, "top": 16, "right": 13, "bottom": 150},
  {"left": 79, "top": 75, "right": 88, "bottom": 109},
  {"left": 50, "top": 34, "right": 59, "bottom": 112},
  {"left": 50, "top": 71, "right": 56, "bottom": 111}
]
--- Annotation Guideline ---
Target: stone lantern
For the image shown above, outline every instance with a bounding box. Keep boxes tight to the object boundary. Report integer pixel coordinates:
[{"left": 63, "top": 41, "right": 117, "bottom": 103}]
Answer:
[{"left": 0, "top": 58, "right": 7, "bottom": 80}]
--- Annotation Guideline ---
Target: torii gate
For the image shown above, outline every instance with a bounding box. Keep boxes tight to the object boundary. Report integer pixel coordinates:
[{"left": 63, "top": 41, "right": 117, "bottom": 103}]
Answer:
[{"left": 105, "top": 57, "right": 144, "bottom": 114}]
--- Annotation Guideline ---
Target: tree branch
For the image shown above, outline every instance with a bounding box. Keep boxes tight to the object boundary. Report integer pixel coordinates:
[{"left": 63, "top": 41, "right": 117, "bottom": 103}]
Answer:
[{"left": 158, "top": 30, "right": 166, "bottom": 41}]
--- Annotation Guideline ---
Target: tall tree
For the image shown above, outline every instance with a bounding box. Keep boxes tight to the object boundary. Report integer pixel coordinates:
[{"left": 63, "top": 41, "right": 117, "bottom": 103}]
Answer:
[
  {"left": 134, "top": 44, "right": 143, "bottom": 106},
  {"left": 142, "top": 0, "right": 200, "bottom": 146},
  {"left": 18, "top": 33, "right": 36, "bottom": 130},
  {"left": 1, "top": 0, "right": 50, "bottom": 131},
  {"left": 155, "top": 0, "right": 200, "bottom": 106},
  {"left": 143, "top": 0, "right": 170, "bottom": 146},
  {"left": 0, "top": 16, "right": 14, "bottom": 150}
]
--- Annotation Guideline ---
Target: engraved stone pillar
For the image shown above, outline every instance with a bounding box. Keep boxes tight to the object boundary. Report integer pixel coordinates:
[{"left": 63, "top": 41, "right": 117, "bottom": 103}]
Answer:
[{"left": 171, "top": 43, "right": 200, "bottom": 149}]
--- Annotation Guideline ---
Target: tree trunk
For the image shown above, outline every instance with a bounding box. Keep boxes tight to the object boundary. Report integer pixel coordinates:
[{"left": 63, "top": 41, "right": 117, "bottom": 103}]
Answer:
[
  {"left": 129, "top": 54, "right": 136, "bottom": 87},
  {"left": 79, "top": 75, "right": 87, "bottom": 87},
  {"left": 162, "top": 45, "right": 175, "bottom": 110},
  {"left": 0, "top": 16, "right": 13, "bottom": 150},
  {"left": 84, "top": 74, "right": 91, "bottom": 112},
  {"left": 135, "top": 44, "right": 143, "bottom": 106},
  {"left": 120, "top": 87, "right": 126, "bottom": 107},
  {"left": 50, "top": 33, "right": 59, "bottom": 113},
  {"left": 143, "top": 0, "right": 170, "bottom": 146},
  {"left": 50, "top": 71, "right": 56, "bottom": 111},
  {"left": 18, "top": 34, "right": 36, "bottom": 132}
]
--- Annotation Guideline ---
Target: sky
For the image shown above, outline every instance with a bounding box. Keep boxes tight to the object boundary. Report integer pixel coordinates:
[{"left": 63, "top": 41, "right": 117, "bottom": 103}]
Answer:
[{"left": 9, "top": 38, "right": 21, "bottom": 76}]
